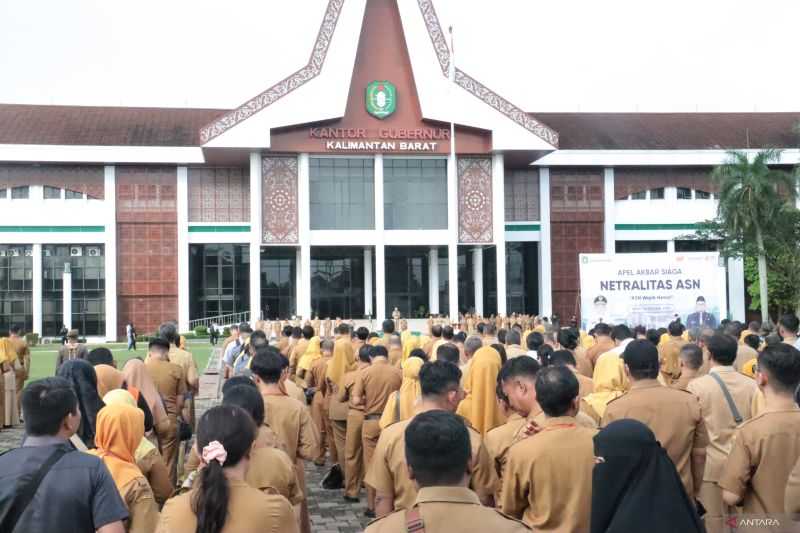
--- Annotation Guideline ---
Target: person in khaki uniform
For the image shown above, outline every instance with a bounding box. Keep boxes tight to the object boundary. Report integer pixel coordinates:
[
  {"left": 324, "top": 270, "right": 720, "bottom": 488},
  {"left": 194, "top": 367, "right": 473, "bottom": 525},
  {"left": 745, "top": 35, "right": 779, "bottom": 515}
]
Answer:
[
  {"left": 159, "top": 322, "right": 199, "bottom": 429},
  {"left": 251, "top": 347, "right": 319, "bottom": 533},
  {"left": 327, "top": 329, "right": 356, "bottom": 471},
  {"left": 550, "top": 350, "right": 593, "bottom": 398},
  {"left": 672, "top": 344, "right": 704, "bottom": 391},
  {"left": 585, "top": 323, "right": 615, "bottom": 367},
  {"left": 720, "top": 343, "right": 800, "bottom": 514},
  {"left": 504, "top": 329, "right": 528, "bottom": 359},
  {"left": 786, "top": 454, "right": 800, "bottom": 515},
  {"left": 366, "top": 410, "right": 530, "bottom": 533},
  {"left": 557, "top": 328, "right": 593, "bottom": 378},
  {"left": 8, "top": 324, "right": 30, "bottom": 418},
  {"left": 158, "top": 405, "right": 298, "bottom": 533},
  {"left": 353, "top": 344, "right": 402, "bottom": 514},
  {"left": 366, "top": 361, "right": 495, "bottom": 517},
  {"left": 602, "top": 340, "right": 709, "bottom": 502},
  {"left": 144, "top": 337, "right": 186, "bottom": 485},
  {"left": 501, "top": 365, "right": 597, "bottom": 532},
  {"left": 685, "top": 333, "right": 758, "bottom": 533},
  {"left": 307, "top": 339, "right": 334, "bottom": 465},
  {"left": 340, "top": 345, "right": 371, "bottom": 502},
  {"left": 658, "top": 320, "right": 688, "bottom": 386}
]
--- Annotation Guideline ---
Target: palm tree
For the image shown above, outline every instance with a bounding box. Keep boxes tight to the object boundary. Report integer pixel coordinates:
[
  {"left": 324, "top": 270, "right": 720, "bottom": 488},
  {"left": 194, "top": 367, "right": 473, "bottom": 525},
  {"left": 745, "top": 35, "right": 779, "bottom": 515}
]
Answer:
[{"left": 712, "top": 149, "right": 797, "bottom": 324}]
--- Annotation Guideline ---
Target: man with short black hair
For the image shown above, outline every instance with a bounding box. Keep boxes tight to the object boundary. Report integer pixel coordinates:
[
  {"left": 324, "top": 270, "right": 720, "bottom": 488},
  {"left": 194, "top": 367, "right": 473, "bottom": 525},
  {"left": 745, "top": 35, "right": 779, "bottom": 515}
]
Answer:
[
  {"left": 381, "top": 319, "right": 395, "bottom": 344},
  {"left": 603, "top": 339, "right": 708, "bottom": 501},
  {"left": 223, "top": 323, "right": 252, "bottom": 378},
  {"left": 160, "top": 321, "right": 199, "bottom": 430},
  {"left": 366, "top": 361, "right": 494, "bottom": 517},
  {"left": 687, "top": 333, "right": 758, "bottom": 532},
  {"left": 720, "top": 343, "right": 800, "bottom": 515},
  {"left": 659, "top": 320, "right": 687, "bottom": 385},
  {"left": 525, "top": 332, "right": 543, "bottom": 360},
  {"left": 501, "top": 366, "right": 596, "bottom": 531},
  {"left": 366, "top": 410, "right": 530, "bottom": 533},
  {"left": 0, "top": 378, "right": 127, "bottom": 533},
  {"left": 483, "top": 323, "right": 498, "bottom": 346},
  {"left": 672, "top": 344, "right": 703, "bottom": 391},
  {"left": 550, "top": 349, "right": 594, "bottom": 399},
  {"left": 87, "top": 347, "right": 115, "bottom": 367},
  {"left": 436, "top": 343, "right": 461, "bottom": 365},
  {"left": 585, "top": 322, "right": 614, "bottom": 367},
  {"left": 425, "top": 324, "right": 444, "bottom": 359},
  {"left": 144, "top": 337, "right": 186, "bottom": 484},
  {"left": 55, "top": 329, "right": 89, "bottom": 373},
  {"left": 505, "top": 329, "right": 526, "bottom": 359}
]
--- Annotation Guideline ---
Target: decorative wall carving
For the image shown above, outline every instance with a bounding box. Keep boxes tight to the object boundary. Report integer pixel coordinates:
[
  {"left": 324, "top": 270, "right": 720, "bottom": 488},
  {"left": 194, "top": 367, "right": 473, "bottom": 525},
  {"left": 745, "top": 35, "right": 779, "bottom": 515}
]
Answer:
[
  {"left": 188, "top": 167, "right": 250, "bottom": 222},
  {"left": 199, "top": 0, "right": 345, "bottom": 144},
  {"left": 458, "top": 157, "right": 493, "bottom": 243},
  {"left": 262, "top": 156, "right": 299, "bottom": 244}
]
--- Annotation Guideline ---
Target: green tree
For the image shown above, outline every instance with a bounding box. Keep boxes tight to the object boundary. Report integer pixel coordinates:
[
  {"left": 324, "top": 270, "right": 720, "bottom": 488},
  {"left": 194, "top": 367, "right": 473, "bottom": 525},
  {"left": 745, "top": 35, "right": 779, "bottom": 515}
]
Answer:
[{"left": 710, "top": 149, "right": 797, "bottom": 324}]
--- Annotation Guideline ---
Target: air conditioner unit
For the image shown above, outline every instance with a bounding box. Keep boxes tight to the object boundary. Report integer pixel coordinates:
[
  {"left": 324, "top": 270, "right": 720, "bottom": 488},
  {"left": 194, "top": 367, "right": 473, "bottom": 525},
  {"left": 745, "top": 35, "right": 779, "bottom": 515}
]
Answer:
[
  {"left": 9, "top": 248, "right": 21, "bottom": 257},
  {"left": 70, "top": 246, "right": 82, "bottom": 257},
  {"left": 24, "top": 248, "right": 32, "bottom": 257},
  {"left": 86, "top": 246, "right": 101, "bottom": 257},
  {"left": 0, "top": 250, "right": 6, "bottom": 257}
]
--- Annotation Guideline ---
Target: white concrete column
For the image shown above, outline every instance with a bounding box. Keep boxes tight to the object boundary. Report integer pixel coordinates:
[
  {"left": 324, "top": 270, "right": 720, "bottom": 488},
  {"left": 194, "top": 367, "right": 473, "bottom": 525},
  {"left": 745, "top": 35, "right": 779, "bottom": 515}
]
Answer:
[
  {"left": 728, "top": 257, "right": 746, "bottom": 321},
  {"left": 249, "top": 152, "right": 263, "bottom": 324},
  {"left": 538, "top": 167, "right": 553, "bottom": 317},
  {"left": 448, "top": 155, "right": 459, "bottom": 320},
  {"left": 364, "top": 247, "right": 373, "bottom": 317},
  {"left": 428, "top": 247, "right": 439, "bottom": 315},
  {"left": 295, "top": 247, "right": 302, "bottom": 317},
  {"left": 62, "top": 263, "right": 72, "bottom": 331},
  {"left": 176, "top": 166, "right": 189, "bottom": 333},
  {"left": 667, "top": 240, "right": 676, "bottom": 253},
  {"left": 104, "top": 166, "right": 118, "bottom": 340},
  {"left": 492, "top": 153, "right": 507, "bottom": 315},
  {"left": 473, "top": 247, "right": 484, "bottom": 316},
  {"left": 603, "top": 167, "right": 615, "bottom": 255},
  {"left": 32, "top": 243, "right": 42, "bottom": 336},
  {"left": 298, "top": 153, "right": 311, "bottom": 319},
  {"left": 374, "top": 154, "right": 386, "bottom": 321}
]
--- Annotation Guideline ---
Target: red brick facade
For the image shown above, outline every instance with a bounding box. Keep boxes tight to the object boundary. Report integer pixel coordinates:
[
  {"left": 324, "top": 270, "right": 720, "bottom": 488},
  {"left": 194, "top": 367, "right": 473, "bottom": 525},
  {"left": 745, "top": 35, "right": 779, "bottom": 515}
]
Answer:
[
  {"left": 550, "top": 168, "right": 605, "bottom": 321},
  {"left": 116, "top": 166, "right": 178, "bottom": 337}
]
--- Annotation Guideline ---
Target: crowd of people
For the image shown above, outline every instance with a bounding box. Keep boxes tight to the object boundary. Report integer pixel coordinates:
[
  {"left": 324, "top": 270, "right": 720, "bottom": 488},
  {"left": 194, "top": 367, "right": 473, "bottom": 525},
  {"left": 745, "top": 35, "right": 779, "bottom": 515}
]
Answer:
[{"left": 1, "top": 311, "right": 800, "bottom": 532}]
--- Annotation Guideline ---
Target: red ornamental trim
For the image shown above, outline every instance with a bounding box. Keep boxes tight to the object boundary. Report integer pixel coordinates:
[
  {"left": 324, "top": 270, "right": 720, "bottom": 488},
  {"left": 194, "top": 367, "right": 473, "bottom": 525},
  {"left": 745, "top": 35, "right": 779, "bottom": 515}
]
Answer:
[
  {"left": 458, "top": 157, "right": 493, "bottom": 244},
  {"left": 199, "top": 0, "right": 345, "bottom": 144}
]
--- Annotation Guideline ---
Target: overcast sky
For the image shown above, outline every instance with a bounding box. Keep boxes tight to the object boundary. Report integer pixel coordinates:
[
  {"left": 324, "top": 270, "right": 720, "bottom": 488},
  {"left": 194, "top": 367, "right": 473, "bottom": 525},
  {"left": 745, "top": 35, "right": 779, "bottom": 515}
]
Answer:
[{"left": 1, "top": 0, "right": 797, "bottom": 112}]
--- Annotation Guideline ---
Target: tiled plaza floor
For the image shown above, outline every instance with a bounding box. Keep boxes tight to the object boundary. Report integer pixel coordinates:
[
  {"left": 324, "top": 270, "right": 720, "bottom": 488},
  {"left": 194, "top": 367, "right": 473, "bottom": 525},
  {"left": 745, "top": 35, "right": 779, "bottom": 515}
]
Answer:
[{"left": 0, "top": 349, "right": 373, "bottom": 532}]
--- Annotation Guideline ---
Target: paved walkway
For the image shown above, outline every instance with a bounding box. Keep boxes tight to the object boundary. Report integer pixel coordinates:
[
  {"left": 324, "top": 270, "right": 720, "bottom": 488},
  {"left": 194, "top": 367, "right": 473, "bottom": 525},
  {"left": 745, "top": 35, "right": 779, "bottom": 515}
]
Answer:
[{"left": 0, "top": 349, "right": 373, "bottom": 532}]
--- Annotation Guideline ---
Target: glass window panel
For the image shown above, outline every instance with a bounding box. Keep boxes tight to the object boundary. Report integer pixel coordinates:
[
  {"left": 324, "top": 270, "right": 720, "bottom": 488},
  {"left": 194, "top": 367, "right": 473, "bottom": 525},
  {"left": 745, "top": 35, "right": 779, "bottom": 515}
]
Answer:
[
  {"left": 11, "top": 186, "right": 29, "bottom": 199},
  {"left": 44, "top": 186, "right": 62, "bottom": 199},
  {"left": 695, "top": 190, "right": 711, "bottom": 199},
  {"left": 189, "top": 244, "right": 250, "bottom": 320},
  {"left": 677, "top": 187, "right": 692, "bottom": 200},
  {"left": 310, "top": 158, "right": 374, "bottom": 230},
  {"left": 65, "top": 189, "right": 84, "bottom": 199},
  {"left": 630, "top": 191, "right": 647, "bottom": 200},
  {"left": 650, "top": 187, "right": 665, "bottom": 199},
  {"left": 384, "top": 158, "right": 447, "bottom": 229}
]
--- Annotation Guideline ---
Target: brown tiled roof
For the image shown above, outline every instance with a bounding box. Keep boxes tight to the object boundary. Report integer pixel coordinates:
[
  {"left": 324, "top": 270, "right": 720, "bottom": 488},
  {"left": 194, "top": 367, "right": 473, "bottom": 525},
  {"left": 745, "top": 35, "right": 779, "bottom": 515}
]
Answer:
[
  {"left": 0, "top": 104, "right": 226, "bottom": 146},
  {"left": 529, "top": 112, "right": 800, "bottom": 150},
  {"left": 0, "top": 104, "right": 798, "bottom": 150}
]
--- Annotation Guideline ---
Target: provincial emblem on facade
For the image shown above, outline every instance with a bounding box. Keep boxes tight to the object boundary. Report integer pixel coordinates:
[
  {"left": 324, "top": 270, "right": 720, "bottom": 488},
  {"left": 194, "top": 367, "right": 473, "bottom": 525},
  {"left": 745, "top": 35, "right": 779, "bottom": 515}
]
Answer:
[{"left": 365, "top": 80, "right": 396, "bottom": 119}]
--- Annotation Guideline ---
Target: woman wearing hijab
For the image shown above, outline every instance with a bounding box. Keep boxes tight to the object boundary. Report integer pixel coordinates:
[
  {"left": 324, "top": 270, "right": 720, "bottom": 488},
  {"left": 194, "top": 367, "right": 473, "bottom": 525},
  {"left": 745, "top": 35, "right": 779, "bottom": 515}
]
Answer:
[
  {"left": 89, "top": 403, "right": 161, "bottom": 532},
  {"left": 326, "top": 338, "right": 356, "bottom": 469},
  {"left": 296, "top": 336, "right": 321, "bottom": 385},
  {"left": 592, "top": 419, "right": 703, "bottom": 533},
  {"left": 96, "top": 363, "right": 155, "bottom": 434},
  {"left": 123, "top": 358, "right": 169, "bottom": 444},
  {"left": 456, "top": 346, "right": 506, "bottom": 435},
  {"left": 401, "top": 334, "right": 420, "bottom": 365},
  {"left": 581, "top": 353, "right": 629, "bottom": 424},
  {"left": 56, "top": 359, "right": 105, "bottom": 448},
  {"left": 379, "top": 355, "right": 423, "bottom": 429},
  {"left": 104, "top": 389, "right": 174, "bottom": 506}
]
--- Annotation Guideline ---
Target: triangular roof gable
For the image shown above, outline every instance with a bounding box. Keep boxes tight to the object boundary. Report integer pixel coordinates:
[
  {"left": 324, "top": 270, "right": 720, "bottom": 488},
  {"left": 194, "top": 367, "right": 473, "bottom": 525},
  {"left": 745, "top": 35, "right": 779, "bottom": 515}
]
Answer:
[{"left": 199, "top": 0, "right": 558, "bottom": 150}]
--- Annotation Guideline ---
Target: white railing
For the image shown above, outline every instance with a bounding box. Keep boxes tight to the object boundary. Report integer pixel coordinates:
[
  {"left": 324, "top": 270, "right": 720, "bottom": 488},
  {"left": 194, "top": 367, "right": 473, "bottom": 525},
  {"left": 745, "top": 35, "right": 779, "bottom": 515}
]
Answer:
[{"left": 188, "top": 311, "right": 252, "bottom": 331}]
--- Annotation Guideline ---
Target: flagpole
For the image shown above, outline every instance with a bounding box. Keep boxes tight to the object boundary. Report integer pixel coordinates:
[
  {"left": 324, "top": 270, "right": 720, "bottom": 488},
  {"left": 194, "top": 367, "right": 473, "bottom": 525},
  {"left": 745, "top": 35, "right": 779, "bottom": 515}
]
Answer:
[
  {"left": 448, "top": 25, "right": 455, "bottom": 166},
  {"left": 447, "top": 24, "right": 459, "bottom": 323}
]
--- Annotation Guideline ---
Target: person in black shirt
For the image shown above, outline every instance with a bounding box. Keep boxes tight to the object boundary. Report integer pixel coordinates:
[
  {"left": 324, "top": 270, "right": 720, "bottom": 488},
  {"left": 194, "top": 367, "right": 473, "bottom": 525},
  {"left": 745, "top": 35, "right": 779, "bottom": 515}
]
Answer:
[{"left": 0, "top": 377, "right": 128, "bottom": 533}]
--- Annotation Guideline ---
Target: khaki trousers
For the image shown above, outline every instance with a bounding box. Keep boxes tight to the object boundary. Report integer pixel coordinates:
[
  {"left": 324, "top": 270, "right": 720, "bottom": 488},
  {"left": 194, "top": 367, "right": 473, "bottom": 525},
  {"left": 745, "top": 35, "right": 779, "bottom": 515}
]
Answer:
[
  {"left": 3, "top": 371, "right": 18, "bottom": 427},
  {"left": 311, "top": 393, "right": 329, "bottom": 464},
  {"left": 344, "top": 409, "right": 365, "bottom": 498},
  {"left": 157, "top": 417, "right": 179, "bottom": 486},
  {"left": 330, "top": 419, "right": 347, "bottom": 466},
  {"left": 700, "top": 480, "right": 734, "bottom": 533},
  {"left": 295, "top": 459, "right": 311, "bottom": 533}
]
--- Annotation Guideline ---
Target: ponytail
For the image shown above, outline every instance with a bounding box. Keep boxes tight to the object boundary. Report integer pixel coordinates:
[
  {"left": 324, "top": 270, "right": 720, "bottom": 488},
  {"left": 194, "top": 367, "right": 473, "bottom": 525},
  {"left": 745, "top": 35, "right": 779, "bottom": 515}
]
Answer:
[{"left": 194, "top": 461, "right": 229, "bottom": 533}]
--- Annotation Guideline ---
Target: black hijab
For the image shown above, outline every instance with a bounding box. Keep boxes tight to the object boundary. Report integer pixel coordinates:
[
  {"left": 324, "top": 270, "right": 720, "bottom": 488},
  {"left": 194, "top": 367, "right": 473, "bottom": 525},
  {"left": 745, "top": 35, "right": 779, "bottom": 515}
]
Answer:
[
  {"left": 591, "top": 419, "right": 703, "bottom": 533},
  {"left": 56, "top": 359, "right": 105, "bottom": 448}
]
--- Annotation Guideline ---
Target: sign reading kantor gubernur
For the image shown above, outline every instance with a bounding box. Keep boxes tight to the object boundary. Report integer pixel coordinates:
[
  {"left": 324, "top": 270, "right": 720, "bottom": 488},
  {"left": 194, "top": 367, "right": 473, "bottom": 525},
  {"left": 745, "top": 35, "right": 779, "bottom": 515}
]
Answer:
[{"left": 579, "top": 252, "right": 728, "bottom": 331}]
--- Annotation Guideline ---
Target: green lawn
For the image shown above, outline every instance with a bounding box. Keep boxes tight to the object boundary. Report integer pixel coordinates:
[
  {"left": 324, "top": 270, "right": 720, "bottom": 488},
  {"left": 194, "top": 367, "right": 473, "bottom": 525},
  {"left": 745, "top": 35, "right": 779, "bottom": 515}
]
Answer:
[{"left": 27, "top": 340, "right": 215, "bottom": 384}]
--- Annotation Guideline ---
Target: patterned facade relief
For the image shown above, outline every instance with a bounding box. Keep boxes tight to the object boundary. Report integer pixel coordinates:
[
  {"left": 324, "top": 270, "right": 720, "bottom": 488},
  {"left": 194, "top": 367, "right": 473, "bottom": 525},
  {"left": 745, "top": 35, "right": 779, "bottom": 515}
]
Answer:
[
  {"left": 458, "top": 157, "right": 493, "bottom": 243},
  {"left": 188, "top": 167, "right": 250, "bottom": 222},
  {"left": 614, "top": 167, "right": 716, "bottom": 200},
  {"left": 0, "top": 164, "right": 105, "bottom": 199},
  {"left": 116, "top": 166, "right": 178, "bottom": 337},
  {"left": 262, "top": 156, "right": 299, "bottom": 244}
]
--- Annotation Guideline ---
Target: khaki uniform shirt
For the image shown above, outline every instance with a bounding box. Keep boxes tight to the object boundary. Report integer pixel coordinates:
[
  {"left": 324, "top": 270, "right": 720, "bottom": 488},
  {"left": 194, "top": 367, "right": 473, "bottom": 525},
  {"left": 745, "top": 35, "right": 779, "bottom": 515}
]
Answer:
[
  {"left": 576, "top": 372, "right": 594, "bottom": 399},
  {"left": 145, "top": 358, "right": 186, "bottom": 418},
  {"left": 719, "top": 409, "right": 800, "bottom": 514},
  {"left": 353, "top": 359, "right": 402, "bottom": 416},
  {"left": 247, "top": 446, "right": 304, "bottom": 505},
  {"left": 484, "top": 413, "right": 528, "bottom": 501},
  {"left": 138, "top": 447, "right": 173, "bottom": 505},
  {"left": 785, "top": 455, "right": 800, "bottom": 515},
  {"left": 9, "top": 336, "right": 30, "bottom": 380},
  {"left": 261, "top": 393, "right": 320, "bottom": 463},
  {"left": 365, "top": 412, "right": 496, "bottom": 510},
  {"left": 308, "top": 356, "right": 332, "bottom": 401},
  {"left": 500, "top": 416, "right": 596, "bottom": 532},
  {"left": 686, "top": 366, "right": 758, "bottom": 482},
  {"left": 366, "top": 486, "right": 531, "bottom": 533},
  {"left": 506, "top": 345, "right": 528, "bottom": 359},
  {"left": 55, "top": 343, "right": 89, "bottom": 373},
  {"left": 339, "top": 364, "right": 369, "bottom": 410},
  {"left": 168, "top": 346, "right": 199, "bottom": 391},
  {"left": 573, "top": 347, "right": 593, "bottom": 378},
  {"left": 585, "top": 337, "right": 614, "bottom": 367},
  {"left": 602, "top": 382, "right": 709, "bottom": 498},
  {"left": 734, "top": 344, "right": 758, "bottom": 372},
  {"left": 157, "top": 479, "right": 299, "bottom": 533},
  {"left": 122, "top": 476, "right": 160, "bottom": 533},
  {"left": 658, "top": 337, "right": 687, "bottom": 383},
  {"left": 671, "top": 370, "right": 699, "bottom": 391}
]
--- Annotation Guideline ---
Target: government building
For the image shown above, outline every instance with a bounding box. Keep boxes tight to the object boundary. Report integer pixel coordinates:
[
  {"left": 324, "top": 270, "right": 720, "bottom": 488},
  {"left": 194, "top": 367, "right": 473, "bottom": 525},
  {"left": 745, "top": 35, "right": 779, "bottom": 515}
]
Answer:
[{"left": 0, "top": 0, "right": 798, "bottom": 340}]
